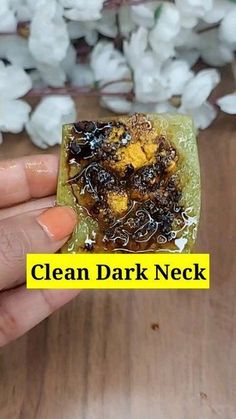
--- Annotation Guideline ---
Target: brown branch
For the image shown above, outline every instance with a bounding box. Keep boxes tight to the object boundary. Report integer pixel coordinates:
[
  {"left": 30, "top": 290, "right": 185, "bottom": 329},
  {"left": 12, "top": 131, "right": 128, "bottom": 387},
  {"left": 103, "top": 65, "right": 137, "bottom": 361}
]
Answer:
[
  {"left": 25, "top": 78, "right": 134, "bottom": 100},
  {"left": 197, "top": 23, "right": 220, "bottom": 34},
  {"left": 26, "top": 88, "right": 134, "bottom": 99},
  {"left": 104, "top": 0, "right": 157, "bottom": 8}
]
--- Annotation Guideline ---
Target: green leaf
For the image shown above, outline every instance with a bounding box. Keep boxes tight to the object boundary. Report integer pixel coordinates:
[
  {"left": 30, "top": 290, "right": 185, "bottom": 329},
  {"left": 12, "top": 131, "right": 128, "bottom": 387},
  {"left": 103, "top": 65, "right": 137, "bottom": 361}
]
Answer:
[
  {"left": 229, "top": 0, "right": 236, "bottom": 3},
  {"left": 154, "top": 4, "right": 163, "bottom": 21}
]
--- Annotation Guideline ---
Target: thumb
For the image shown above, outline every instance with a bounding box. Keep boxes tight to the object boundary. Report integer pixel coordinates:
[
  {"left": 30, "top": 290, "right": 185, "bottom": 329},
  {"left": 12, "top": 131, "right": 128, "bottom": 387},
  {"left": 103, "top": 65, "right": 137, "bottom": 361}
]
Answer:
[{"left": 0, "top": 206, "right": 76, "bottom": 291}]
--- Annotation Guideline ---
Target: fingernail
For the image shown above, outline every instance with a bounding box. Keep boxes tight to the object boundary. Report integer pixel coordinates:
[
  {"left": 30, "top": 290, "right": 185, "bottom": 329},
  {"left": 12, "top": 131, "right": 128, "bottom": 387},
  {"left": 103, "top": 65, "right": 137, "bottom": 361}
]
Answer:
[{"left": 37, "top": 206, "right": 77, "bottom": 241}]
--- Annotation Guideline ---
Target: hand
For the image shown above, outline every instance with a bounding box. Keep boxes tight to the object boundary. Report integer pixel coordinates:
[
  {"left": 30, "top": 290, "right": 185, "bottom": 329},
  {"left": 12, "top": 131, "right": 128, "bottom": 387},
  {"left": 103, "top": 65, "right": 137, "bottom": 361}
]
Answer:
[{"left": 0, "top": 155, "right": 79, "bottom": 347}]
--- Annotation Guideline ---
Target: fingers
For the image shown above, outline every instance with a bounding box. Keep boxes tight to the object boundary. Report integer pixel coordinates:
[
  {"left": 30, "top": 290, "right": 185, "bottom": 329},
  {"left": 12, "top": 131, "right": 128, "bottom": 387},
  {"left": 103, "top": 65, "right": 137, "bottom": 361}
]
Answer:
[
  {"left": 0, "top": 196, "right": 55, "bottom": 221},
  {"left": 0, "top": 206, "right": 76, "bottom": 290},
  {"left": 0, "top": 286, "right": 80, "bottom": 347},
  {"left": 0, "top": 154, "right": 58, "bottom": 208}
]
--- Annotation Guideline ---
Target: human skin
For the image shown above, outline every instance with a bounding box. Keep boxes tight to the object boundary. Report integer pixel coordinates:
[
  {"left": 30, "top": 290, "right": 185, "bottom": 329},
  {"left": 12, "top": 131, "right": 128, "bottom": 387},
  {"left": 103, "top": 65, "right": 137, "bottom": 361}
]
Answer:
[{"left": 0, "top": 154, "right": 80, "bottom": 347}]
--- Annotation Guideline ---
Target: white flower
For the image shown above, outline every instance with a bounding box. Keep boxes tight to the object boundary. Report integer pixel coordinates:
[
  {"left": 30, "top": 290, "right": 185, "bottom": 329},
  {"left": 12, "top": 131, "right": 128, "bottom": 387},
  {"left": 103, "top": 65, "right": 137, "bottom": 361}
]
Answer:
[
  {"left": 178, "top": 12, "right": 197, "bottom": 28},
  {"left": 151, "top": 3, "right": 180, "bottom": 42},
  {"left": 62, "top": 44, "right": 77, "bottom": 77},
  {"left": 60, "top": 0, "right": 104, "bottom": 21},
  {"left": 190, "top": 102, "right": 217, "bottom": 129},
  {"left": 149, "top": 3, "right": 180, "bottom": 60},
  {"left": 29, "top": 69, "right": 47, "bottom": 88},
  {"left": 96, "top": 10, "right": 118, "bottom": 38},
  {"left": 101, "top": 96, "right": 133, "bottom": 114},
  {"left": 177, "top": 49, "right": 200, "bottom": 67},
  {"left": 130, "top": 3, "right": 156, "bottom": 28},
  {"left": 26, "top": 96, "right": 76, "bottom": 149},
  {"left": 35, "top": 45, "right": 75, "bottom": 88},
  {"left": 10, "top": 0, "right": 30, "bottom": 21},
  {"left": 217, "top": 94, "right": 236, "bottom": 114},
  {"left": 0, "top": 61, "right": 32, "bottom": 137},
  {"left": 162, "top": 59, "right": 193, "bottom": 95},
  {"left": 67, "top": 21, "right": 98, "bottom": 46},
  {"left": 124, "top": 27, "right": 148, "bottom": 70},
  {"left": 0, "top": 0, "right": 17, "bottom": 33},
  {"left": 69, "top": 63, "right": 94, "bottom": 87},
  {"left": 199, "top": 29, "right": 234, "bottom": 67},
  {"left": 91, "top": 41, "right": 132, "bottom": 93},
  {"left": 203, "top": 0, "right": 232, "bottom": 24},
  {"left": 175, "top": 28, "right": 199, "bottom": 50},
  {"left": 0, "top": 35, "right": 35, "bottom": 69},
  {"left": 154, "top": 101, "right": 177, "bottom": 114},
  {"left": 176, "top": 0, "right": 213, "bottom": 28},
  {"left": 69, "top": 9, "right": 118, "bottom": 42},
  {"left": 10, "top": 0, "right": 37, "bottom": 21},
  {"left": 134, "top": 54, "right": 172, "bottom": 103},
  {"left": 0, "top": 99, "right": 31, "bottom": 134},
  {"left": 181, "top": 69, "right": 220, "bottom": 109},
  {"left": 36, "top": 63, "right": 66, "bottom": 87},
  {"left": 118, "top": 5, "right": 136, "bottom": 38},
  {"left": 0, "top": 60, "right": 32, "bottom": 99},
  {"left": 0, "top": 0, "right": 235, "bottom": 143},
  {"left": 176, "top": 0, "right": 213, "bottom": 19},
  {"left": 29, "top": 0, "right": 69, "bottom": 66},
  {"left": 219, "top": 8, "right": 236, "bottom": 44}
]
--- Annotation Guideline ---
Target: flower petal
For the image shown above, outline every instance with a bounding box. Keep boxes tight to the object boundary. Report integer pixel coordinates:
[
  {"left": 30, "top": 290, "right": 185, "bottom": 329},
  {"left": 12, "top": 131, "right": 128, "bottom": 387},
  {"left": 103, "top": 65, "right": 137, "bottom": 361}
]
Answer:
[
  {"left": 150, "top": 3, "right": 180, "bottom": 43},
  {"left": 96, "top": 10, "right": 118, "bottom": 38},
  {"left": 130, "top": 3, "right": 156, "bottom": 29},
  {"left": 134, "top": 67, "right": 172, "bottom": 103},
  {"left": 0, "top": 0, "right": 17, "bottom": 32},
  {"left": 203, "top": 0, "right": 231, "bottom": 24},
  {"left": 29, "top": 0, "right": 69, "bottom": 65},
  {"left": 199, "top": 29, "right": 234, "bottom": 67},
  {"left": 217, "top": 94, "right": 236, "bottom": 114},
  {"left": 91, "top": 41, "right": 131, "bottom": 91},
  {"left": 60, "top": 0, "right": 104, "bottom": 21},
  {"left": 118, "top": 5, "right": 136, "bottom": 38},
  {"left": 0, "top": 35, "right": 35, "bottom": 69},
  {"left": 36, "top": 62, "right": 66, "bottom": 87},
  {"left": 26, "top": 96, "right": 76, "bottom": 149},
  {"left": 0, "top": 99, "right": 31, "bottom": 133},
  {"left": 0, "top": 61, "right": 32, "bottom": 99},
  {"left": 69, "top": 63, "right": 94, "bottom": 87},
  {"left": 191, "top": 102, "right": 217, "bottom": 129},
  {"left": 181, "top": 69, "right": 220, "bottom": 109},
  {"left": 162, "top": 59, "right": 193, "bottom": 95},
  {"left": 100, "top": 97, "right": 132, "bottom": 114},
  {"left": 124, "top": 27, "right": 148, "bottom": 69},
  {"left": 219, "top": 8, "right": 236, "bottom": 44}
]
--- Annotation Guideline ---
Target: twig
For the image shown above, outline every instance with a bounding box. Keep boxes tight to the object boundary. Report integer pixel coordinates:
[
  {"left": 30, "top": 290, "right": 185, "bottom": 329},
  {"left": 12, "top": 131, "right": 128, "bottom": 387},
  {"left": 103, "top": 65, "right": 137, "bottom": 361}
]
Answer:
[
  {"left": 25, "top": 78, "right": 134, "bottom": 100},
  {"left": 104, "top": 0, "right": 158, "bottom": 8},
  {"left": 26, "top": 88, "right": 134, "bottom": 99},
  {"left": 197, "top": 23, "right": 220, "bottom": 34}
]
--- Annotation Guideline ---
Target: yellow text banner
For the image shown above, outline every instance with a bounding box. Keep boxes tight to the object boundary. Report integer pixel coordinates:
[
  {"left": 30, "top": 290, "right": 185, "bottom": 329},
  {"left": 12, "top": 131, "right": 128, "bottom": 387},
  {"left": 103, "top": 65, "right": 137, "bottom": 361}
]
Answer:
[{"left": 27, "top": 253, "right": 210, "bottom": 289}]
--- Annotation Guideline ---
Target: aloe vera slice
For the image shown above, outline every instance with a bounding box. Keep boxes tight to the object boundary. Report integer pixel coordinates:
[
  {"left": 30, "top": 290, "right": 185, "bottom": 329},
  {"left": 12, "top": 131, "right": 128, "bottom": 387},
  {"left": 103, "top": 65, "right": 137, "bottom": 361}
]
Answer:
[{"left": 57, "top": 113, "right": 200, "bottom": 253}]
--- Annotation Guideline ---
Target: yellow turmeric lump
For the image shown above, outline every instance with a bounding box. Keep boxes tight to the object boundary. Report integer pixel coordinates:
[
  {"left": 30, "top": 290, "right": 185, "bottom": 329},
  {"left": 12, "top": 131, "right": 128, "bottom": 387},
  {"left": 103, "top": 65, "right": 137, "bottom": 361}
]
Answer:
[{"left": 107, "top": 191, "right": 129, "bottom": 215}]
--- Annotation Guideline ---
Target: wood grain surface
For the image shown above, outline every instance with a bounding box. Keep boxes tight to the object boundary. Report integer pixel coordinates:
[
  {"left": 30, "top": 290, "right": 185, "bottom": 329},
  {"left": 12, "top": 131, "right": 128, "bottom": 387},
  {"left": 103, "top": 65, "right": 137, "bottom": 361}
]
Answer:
[{"left": 0, "top": 72, "right": 236, "bottom": 419}]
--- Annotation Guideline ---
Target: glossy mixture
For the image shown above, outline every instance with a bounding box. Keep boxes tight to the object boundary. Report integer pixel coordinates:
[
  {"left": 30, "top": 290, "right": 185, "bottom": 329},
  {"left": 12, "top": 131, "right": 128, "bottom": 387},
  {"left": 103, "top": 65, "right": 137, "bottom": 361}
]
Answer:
[{"left": 65, "top": 114, "right": 185, "bottom": 252}]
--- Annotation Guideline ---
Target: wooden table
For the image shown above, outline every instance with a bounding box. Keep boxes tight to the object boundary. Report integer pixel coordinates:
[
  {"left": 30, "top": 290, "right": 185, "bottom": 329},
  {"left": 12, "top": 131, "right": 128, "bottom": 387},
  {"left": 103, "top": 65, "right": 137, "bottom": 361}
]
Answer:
[{"left": 0, "top": 75, "right": 236, "bottom": 419}]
